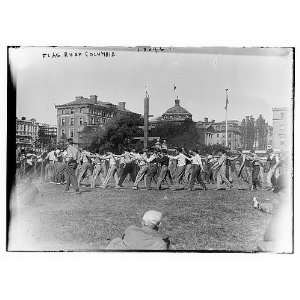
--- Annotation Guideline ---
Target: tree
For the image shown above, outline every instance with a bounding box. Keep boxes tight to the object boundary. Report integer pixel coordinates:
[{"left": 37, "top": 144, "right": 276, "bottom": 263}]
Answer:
[
  {"left": 151, "top": 119, "right": 202, "bottom": 149},
  {"left": 88, "top": 114, "right": 143, "bottom": 153}
]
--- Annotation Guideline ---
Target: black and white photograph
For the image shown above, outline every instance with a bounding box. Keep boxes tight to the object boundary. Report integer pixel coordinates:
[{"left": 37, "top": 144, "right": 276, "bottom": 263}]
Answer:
[{"left": 7, "top": 46, "right": 294, "bottom": 252}]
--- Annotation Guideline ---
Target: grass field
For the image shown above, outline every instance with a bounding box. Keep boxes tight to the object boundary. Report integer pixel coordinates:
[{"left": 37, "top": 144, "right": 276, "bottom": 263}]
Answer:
[{"left": 8, "top": 180, "right": 279, "bottom": 251}]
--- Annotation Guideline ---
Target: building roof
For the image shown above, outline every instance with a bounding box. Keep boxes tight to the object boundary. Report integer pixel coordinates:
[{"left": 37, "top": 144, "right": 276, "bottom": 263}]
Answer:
[
  {"left": 163, "top": 98, "right": 192, "bottom": 116},
  {"left": 55, "top": 96, "right": 138, "bottom": 115},
  {"left": 272, "top": 107, "right": 288, "bottom": 111},
  {"left": 56, "top": 97, "right": 108, "bottom": 107},
  {"left": 61, "top": 97, "right": 95, "bottom": 106}
]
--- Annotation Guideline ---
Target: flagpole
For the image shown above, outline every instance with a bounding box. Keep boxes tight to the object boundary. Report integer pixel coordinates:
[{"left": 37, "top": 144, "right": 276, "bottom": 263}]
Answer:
[
  {"left": 144, "top": 87, "right": 149, "bottom": 149},
  {"left": 225, "top": 88, "right": 229, "bottom": 147},
  {"left": 174, "top": 82, "right": 177, "bottom": 99}
]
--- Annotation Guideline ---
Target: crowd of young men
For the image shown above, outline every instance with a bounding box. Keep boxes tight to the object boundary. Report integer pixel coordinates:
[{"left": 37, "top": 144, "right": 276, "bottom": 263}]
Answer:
[{"left": 16, "top": 138, "right": 286, "bottom": 194}]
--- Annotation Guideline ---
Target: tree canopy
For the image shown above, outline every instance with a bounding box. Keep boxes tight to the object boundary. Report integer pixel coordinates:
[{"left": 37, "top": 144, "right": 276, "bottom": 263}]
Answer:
[{"left": 88, "top": 114, "right": 142, "bottom": 153}]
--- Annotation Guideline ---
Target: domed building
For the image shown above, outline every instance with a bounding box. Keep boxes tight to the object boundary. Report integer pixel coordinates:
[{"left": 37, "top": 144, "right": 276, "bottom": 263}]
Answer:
[{"left": 161, "top": 97, "right": 192, "bottom": 122}]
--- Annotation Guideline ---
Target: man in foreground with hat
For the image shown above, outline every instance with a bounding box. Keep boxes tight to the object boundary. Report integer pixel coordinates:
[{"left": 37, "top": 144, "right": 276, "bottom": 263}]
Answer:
[{"left": 106, "top": 210, "right": 171, "bottom": 250}]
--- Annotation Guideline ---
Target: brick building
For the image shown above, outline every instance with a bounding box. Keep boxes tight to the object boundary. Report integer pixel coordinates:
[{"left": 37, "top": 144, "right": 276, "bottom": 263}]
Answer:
[{"left": 55, "top": 95, "right": 140, "bottom": 147}]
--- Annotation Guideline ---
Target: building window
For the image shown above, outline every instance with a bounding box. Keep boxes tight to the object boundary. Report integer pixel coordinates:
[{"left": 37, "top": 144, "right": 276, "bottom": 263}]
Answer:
[
  {"left": 61, "top": 118, "right": 65, "bottom": 126},
  {"left": 70, "top": 128, "right": 74, "bottom": 138},
  {"left": 91, "top": 117, "right": 94, "bottom": 124},
  {"left": 70, "top": 109, "right": 74, "bottom": 114},
  {"left": 79, "top": 118, "right": 83, "bottom": 125},
  {"left": 61, "top": 109, "right": 64, "bottom": 115},
  {"left": 61, "top": 129, "right": 65, "bottom": 136},
  {"left": 280, "top": 112, "right": 284, "bottom": 119},
  {"left": 70, "top": 118, "right": 74, "bottom": 125},
  {"left": 80, "top": 108, "right": 84, "bottom": 113}
]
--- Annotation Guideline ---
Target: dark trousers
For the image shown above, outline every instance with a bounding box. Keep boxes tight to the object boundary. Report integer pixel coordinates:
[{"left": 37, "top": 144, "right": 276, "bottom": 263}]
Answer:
[
  {"left": 157, "top": 165, "right": 173, "bottom": 189},
  {"left": 189, "top": 165, "right": 207, "bottom": 190},
  {"left": 252, "top": 165, "right": 261, "bottom": 189},
  {"left": 146, "top": 164, "right": 158, "bottom": 189},
  {"left": 118, "top": 162, "right": 136, "bottom": 186},
  {"left": 64, "top": 163, "right": 79, "bottom": 192}
]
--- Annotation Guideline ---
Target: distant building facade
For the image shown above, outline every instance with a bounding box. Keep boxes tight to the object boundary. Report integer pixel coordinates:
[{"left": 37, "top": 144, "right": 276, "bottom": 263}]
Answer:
[
  {"left": 196, "top": 118, "right": 242, "bottom": 150},
  {"left": 16, "top": 117, "right": 39, "bottom": 151},
  {"left": 38, "top": 123, "right": 57, "bottom": 149},
  {"left": 55, "top": 95, "right": 140, "bottom": 147},
  {"left": 254, "top": 114, "right": 270, "bottom": 150},
  {"left": 267, "top": 125, "right": 273, "bottom": 148},
  {"left": 240, "top": 116, "right": 256, "bottom": 150},
  {"left": 272, "top": 107, "right": 290, "bottom": 151},
  {"left": 16, "top": 117, "right": 57, "bottom": 151}
]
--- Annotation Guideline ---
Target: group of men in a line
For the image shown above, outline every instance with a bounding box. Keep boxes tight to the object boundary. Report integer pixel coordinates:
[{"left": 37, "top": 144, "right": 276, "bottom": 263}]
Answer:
[{"left": 16, "top": 139, "right": 285, "bottom": 194}]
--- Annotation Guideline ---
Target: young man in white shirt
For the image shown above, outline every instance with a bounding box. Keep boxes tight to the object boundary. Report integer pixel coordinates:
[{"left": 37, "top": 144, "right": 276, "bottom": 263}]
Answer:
[
  {"left": 101, "top": 152, "right": 120, "bottom": 188},
  {"left": 145, "top": 149, "right": 159, "bottom": 190},
  {"left": 214, "top": 150, "right": 233, "bottom": 190},
  {"left": 45, "top": 148, "right": 58, "bottom": 183},
  {"left": 132, "top": 150, "right": 149, "bottom": 190},
  {"left": 77, "top": 149, "right": 93, "bottom": 186},
  {"left": 187, "top": 150, "right": 207, "bottom": 191},
  {"left": 62, "top": 139, "right": 80, "bottom": 193},
  {"left": 116, "top": 150, "right": 137, "bottom": 188},
  {"left": 91, "top": 153, "right": 107, "bottom": 188},
  {"left": 168, "top": 148, "right": 190, "bottom": 189}
]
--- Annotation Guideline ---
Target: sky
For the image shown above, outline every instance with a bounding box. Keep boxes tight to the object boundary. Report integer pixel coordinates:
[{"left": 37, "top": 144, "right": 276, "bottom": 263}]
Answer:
[{"left": 10, "top": 46, "right": 294, "bottom": 126}]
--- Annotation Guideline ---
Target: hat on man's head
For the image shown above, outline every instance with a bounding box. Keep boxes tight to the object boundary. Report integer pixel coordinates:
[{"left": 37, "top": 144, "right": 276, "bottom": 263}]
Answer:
[{"left": 142, "top": 210, "right": 162, "bottom": 226}]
